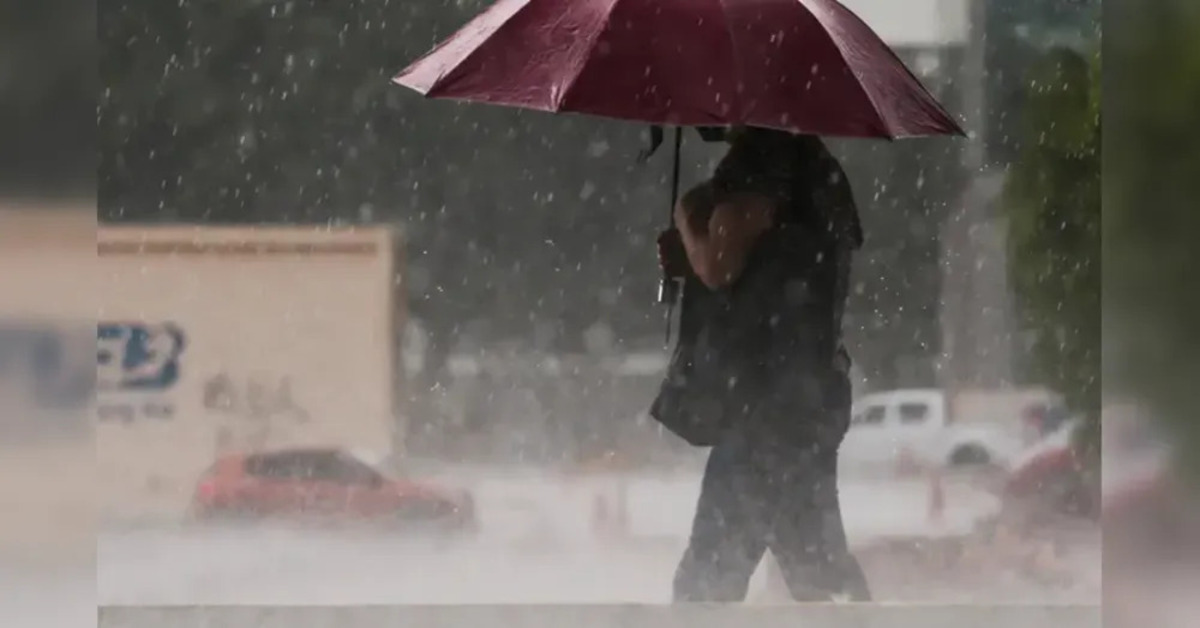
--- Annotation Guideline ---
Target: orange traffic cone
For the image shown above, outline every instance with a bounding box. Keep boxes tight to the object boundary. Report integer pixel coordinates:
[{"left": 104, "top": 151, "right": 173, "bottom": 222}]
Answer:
[
  {"left": 895, "top": 448, "right": 922, "bottom": 478},
  {"left": 592, "top": 491, "right": 615, "bottom": 538},
  {"left": 614, "top": 481, "right": 629, "bottom": 534},
  {"left": 928, "top": 470, "right": 946, "bottom": 524},
  {"left": 593, "top": 491, "right": 608, "bottom": 520},
  {"left": 592, "top": 483, "right": 629, "bottom": 540}
]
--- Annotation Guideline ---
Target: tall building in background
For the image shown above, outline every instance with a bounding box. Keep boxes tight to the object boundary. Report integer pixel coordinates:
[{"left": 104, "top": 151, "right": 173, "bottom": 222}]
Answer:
[
  {"left": 938, "top": 0, "right": 1009, "bottom": 391},
  {"left": 831, "top": 0, "right": 971, "bottom": 390}
]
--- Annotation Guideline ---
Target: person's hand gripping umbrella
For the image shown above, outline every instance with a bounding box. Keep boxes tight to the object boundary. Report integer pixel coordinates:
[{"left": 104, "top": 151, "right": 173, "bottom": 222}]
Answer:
[{"left": 394, "top": 0, "right": 965, "bottom": 311}]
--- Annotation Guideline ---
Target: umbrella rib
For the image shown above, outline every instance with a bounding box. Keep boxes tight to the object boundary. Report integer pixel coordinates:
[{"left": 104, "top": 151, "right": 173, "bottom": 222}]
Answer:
[
  {"left": 812, "top": 0, "right": 965, "bottom": 138},
  {"left": 827, "top": 4, "right": 967, "bottom": 138},
  {"left": 399, "top": 0, "right": 535, "bottom": 98},
  {"left": 714, "top": 0, "right": 747, "bottom": 121},
  {"left": 795, "top": 0, "right": 892, "bottom": 137},
  {"left": 553, "top": 0, "right": 624, "bottom": 111}
]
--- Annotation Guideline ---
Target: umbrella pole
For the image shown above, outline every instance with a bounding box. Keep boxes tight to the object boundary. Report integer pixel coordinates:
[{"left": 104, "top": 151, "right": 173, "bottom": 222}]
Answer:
[
  {"left": 668, "top": 126, "right": 683, "bottom": 218},
  {"left": 661, "top": 127, "right": 684, "bottom": 344}
]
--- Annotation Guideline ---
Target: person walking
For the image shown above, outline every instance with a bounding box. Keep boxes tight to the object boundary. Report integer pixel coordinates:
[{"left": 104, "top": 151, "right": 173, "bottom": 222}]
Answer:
[{"left": 652, "top": 126, "right": 871, "bottom": 602}]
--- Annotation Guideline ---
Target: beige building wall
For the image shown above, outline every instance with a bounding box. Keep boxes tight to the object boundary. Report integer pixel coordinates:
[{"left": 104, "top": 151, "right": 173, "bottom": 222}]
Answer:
[
  {"left": 0, "top": 206, "right": 97, "bottom": 319},
  {"left": 1, "top": 209, "right": 402, "bottom": 532},
  {"left": 95, "top": 225, "right": 400, "bottom": 519},
  {"left": 0, "top": 205, "right": 95, "bottom": 564}
]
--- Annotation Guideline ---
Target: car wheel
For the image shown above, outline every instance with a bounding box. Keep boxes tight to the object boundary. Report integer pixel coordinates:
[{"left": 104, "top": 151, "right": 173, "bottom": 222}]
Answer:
[
  {"left": 949, "top": 444, "right": 992, "bottom": 467},
  {"left": 394, "top": 499, "right": 458, "bottom": 531},
  {"left": 189, "top": 505, "right": 240, "bottom": 528},
  {"left": 1053, "top": 472, "right": 1096, "bottom": 518}
]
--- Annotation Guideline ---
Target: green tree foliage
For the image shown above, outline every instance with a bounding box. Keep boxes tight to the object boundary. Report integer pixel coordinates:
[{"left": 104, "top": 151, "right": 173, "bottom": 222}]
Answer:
[
  {"left": 984, "top": 0, "right": 1102, "bottom": 167},
  {"left": 1106, "top": 0, "right": 1200, "bottom": 478},
  {"left": 1004, "top": 48, "right": 1101, "bottom": 455}
]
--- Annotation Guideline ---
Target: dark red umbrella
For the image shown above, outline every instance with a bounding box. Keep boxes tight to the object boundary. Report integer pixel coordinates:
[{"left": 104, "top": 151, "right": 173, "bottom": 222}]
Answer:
[
  {"left": 394, "top": 0, "right": 963, "bottom": 313},
  {"left": 394, "top": 0, "right": 963, "bottom": 138}
]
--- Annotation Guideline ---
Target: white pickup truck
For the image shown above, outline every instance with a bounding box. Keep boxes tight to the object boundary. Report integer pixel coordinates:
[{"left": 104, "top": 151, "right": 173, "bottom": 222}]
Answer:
[{"left": 840, "top": 387, "right": 1072, "bottom": 474}]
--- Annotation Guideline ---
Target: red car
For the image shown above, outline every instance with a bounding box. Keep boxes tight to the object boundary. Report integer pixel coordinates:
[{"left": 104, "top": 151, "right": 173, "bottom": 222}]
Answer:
[
  {"left": 190, "top": 447, "right": 476, "bottom": 532},
  {"left": 1003, "top": 419, "right": 1097, "bottom": 517},
  {"left": 1004, "top": 405, "right": 1175, "bottom": 521}
]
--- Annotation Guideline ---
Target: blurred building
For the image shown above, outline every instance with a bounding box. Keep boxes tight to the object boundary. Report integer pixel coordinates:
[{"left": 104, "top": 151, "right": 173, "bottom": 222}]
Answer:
[
  {"left": 938, "top": 170, "right": 1017, "bottom": 389},
  {"left": 819, "top": 1, "right": 973, "bottom": 390},
  {"left": 94, "top": 225, "right": 401, "bottom": 519},
  {"left": 0, "top": 205, "right": 94, "bottom": 563},
  {"left": 843, "top": 0, "right": 970, "bottom": 47}
]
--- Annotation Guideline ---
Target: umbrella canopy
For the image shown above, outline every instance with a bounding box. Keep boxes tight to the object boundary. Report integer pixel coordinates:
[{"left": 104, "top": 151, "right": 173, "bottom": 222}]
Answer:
[{"left": 394, "top": 0, "right": 963, "bottom": 139}]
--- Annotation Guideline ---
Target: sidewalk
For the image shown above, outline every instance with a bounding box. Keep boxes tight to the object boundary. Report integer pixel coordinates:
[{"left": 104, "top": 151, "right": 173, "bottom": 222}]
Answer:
[{"left": 853, "top": 522, "right": 1100, "bottom": 603}]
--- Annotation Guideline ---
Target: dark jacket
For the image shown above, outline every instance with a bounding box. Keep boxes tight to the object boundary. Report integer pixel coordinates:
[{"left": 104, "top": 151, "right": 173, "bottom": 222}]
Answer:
[
  {"left": 721, "top": 225, "right": 850, "bottom": 447},
  {"left": 650, "top": 131, "right": 860, "bottom": 448},
  {"left": 648, "top": 273, "right": 725, "bottom": 446},
  {"left": 650, "top": 225, "right": 848, "bottom": 447}
]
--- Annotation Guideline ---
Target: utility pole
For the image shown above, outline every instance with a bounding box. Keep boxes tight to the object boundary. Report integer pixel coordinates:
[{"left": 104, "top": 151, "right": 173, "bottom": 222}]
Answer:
[
  {"left": 939, "top": 0, "right": 990, "bottom": 399},
  {"left": 961, "top": 0, "right": 988, "bottom": 176}
]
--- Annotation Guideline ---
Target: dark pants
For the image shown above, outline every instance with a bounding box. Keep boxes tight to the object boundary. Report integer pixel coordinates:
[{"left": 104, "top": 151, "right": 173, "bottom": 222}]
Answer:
[{"left": 672, "top": 431, "right": 871, "bottom": 602}]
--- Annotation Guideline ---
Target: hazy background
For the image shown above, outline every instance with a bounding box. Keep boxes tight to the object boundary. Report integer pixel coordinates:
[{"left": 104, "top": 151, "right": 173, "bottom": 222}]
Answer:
[
  {"left": 93, "top": 0, "right": 1097, "bottom": 463},
  {"left": 2, "top": 0, "right": 1198, "bottom": 626}
]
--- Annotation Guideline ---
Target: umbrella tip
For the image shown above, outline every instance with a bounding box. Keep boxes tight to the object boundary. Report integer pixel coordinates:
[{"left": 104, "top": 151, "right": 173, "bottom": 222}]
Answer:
[
  {"left": 391, "top": 71, "right": 432, "bottom": 96},
  {"left": 951, "top": 116, "right": 969, "bottom": 138}
]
